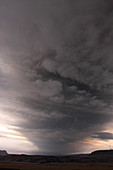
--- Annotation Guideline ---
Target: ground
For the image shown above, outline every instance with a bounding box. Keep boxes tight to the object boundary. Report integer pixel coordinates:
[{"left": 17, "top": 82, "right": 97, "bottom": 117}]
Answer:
[{"left": 0, "top": 162, "right": 113, "bottom": 170}]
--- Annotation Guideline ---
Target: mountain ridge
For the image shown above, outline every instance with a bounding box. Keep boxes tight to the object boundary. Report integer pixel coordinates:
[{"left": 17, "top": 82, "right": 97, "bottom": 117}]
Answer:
[{"left": 0, "top": 149, "right": 113, "bottom": 163}]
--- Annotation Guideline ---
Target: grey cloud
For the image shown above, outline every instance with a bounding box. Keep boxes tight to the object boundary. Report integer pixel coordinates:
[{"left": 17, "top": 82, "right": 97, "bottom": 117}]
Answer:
[
  {"left": 35, "top": 79, "right": 62, "bottom": 97},
  {"left": 92, "top": 132, "right": 113, "bottom": 140},
  {"left": 0, "top": 0, "right": 113, "bottom": 154},
  {"left": 16, "top": 95, "right": 112, "bottom": 154}
]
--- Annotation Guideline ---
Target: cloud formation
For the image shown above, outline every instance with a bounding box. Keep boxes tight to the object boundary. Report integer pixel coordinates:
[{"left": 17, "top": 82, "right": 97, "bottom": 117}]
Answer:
[
  {"left": 92, "top": 132, "right": 113, "bottom": 140},
  {"left": 0, "top": 0, "right": 113, "bottom": 154}
]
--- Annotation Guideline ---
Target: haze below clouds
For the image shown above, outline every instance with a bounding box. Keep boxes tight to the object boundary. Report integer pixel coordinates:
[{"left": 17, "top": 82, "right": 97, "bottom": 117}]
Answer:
[{"left": 0, "top": 0, "right": 113, "bottom": 155}]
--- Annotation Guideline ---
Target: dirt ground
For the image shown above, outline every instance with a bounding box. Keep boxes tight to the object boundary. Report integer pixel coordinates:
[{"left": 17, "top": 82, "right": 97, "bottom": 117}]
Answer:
[{"left": 0, "top": 162, "right": 113, "bottom": 170}]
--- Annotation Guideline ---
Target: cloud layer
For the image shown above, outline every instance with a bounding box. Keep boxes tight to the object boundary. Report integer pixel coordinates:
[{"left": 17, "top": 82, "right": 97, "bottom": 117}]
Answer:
[{"left": 0, "top": 0, "right": 113, "bottom": 154}]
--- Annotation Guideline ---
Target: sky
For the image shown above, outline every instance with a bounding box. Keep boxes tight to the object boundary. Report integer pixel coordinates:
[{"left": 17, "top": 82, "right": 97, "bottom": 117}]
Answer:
[{"left": 0, "top": 0, "right": 113, "bottom": 155}]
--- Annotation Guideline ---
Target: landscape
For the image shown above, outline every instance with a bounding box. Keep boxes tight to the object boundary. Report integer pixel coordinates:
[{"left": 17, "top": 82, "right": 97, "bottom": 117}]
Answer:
[
  {"left": 0, "top": 150, "right": 113, "bottom": 169},
  {"left": 0, "top": 0, "right": 113, "bottom": 169}
]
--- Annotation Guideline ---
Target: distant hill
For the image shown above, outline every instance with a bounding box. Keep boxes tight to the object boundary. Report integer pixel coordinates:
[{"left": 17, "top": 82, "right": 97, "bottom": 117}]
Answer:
[
  {"left": 0, "top": 150, "right": 113, "bottom": 163},
  {"left": 68, "top": 154, "right": 89, "bottom": 157},
  {"left": 0, "top": 150, "right": 8, "bottom": 156},
  {"left": 90, "top": 150, "right": 113, "bottom": 156}
]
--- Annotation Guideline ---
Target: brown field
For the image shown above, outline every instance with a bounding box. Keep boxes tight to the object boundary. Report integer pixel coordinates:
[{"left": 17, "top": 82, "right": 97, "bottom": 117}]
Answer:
[{"left": 0, "top": 162, "right": 113, "bottom": 170}]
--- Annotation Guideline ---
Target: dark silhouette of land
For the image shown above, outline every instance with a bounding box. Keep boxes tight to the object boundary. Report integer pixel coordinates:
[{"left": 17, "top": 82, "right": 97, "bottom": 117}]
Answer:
[
  {"left": 0, "top": 150, "right": 113, "bottom": 169},
  {"left": 0, "top": 149, "right": 113, "bottom": 163},
  {"left": 90, "top": 149, "right": 113, "bottom": 156}
]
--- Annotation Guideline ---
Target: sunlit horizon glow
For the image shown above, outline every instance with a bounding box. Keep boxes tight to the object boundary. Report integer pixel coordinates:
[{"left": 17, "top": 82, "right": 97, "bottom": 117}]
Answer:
[
  {"left": 0, "top": 125, "right": 25, "bottom": 139},
  {"left": 0, "top": 123, "right": 39, "bottom": 154},
  {"left": 0, "top": 109, "right": 39, "bottom": 154}
]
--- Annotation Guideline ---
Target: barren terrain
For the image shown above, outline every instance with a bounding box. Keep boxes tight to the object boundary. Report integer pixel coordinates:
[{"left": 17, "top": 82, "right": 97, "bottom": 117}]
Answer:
[{"left": 0, "top": 162, "right": 113, "bottom": 170}]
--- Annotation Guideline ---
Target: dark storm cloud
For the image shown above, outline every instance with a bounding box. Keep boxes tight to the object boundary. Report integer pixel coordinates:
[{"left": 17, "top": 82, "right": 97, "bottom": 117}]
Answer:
[
  {"left": 92, "top": 132, "right": 113, "bottom": 140},
  {"left": 17, "top": 95, "right": 112, "bottom": 154},
  {"left": 0, "top": 0, "right": 113, "bottom": 154}
]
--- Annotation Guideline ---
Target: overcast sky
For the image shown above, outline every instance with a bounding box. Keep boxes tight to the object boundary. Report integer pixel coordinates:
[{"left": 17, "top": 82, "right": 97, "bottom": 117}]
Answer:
[{"left": 0, "top": 0, "right": 113, "bottom": 155}]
